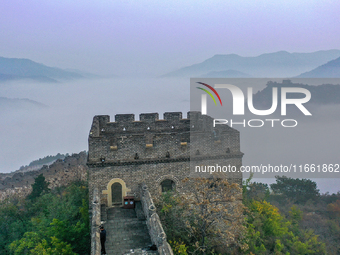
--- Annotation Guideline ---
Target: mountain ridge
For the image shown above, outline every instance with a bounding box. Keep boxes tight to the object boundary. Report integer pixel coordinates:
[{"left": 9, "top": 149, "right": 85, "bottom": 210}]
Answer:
[
  {"left": 296, "top": 57, "right": 340, "bottom": 78},
  {"left": 251, "top": 80, "right": 340, "bottom": 115},
  {"left": 0, "top": 97, "right": 48, "bottom": 109},
  {"left": 200, "top": 69, "right": 252, "bottom": 78},
  {"left": 162, "top": 50, "right": 340, "bottom": 78},
  {"left": 0, "top": 56, "right": 85, "bottom": 82}
]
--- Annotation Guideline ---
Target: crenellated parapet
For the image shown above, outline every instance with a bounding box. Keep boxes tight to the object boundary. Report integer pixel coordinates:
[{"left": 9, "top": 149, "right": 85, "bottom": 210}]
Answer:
[
  {"left": 88, "top": 112, "right": 241, "bottom": 166},
  {"left": 89, "top": 112, "right": 189, "bottom": 137}
]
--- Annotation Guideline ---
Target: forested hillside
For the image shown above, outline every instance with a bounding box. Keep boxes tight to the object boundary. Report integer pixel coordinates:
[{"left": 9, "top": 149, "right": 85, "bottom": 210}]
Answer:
[
  {"left": 1, "top": 163, "right": 339, "bottom": 254},
  {"left": 156, "top": 176, "right": 340, "bottom": 255},
  {"left": 0, "top": 175, "right": 90, "bottom": 254}
]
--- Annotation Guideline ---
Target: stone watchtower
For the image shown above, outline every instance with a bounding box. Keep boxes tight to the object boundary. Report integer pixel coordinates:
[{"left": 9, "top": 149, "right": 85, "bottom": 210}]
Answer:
[{"left": 87, "top": 111, "right": 243, "bottom": 207}]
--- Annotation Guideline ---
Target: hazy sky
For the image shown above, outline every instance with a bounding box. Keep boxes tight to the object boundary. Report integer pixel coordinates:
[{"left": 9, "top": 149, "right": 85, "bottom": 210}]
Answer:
[
  {"left": 1, "top": 1, "right": 340, "bottom": 193},
  {"left": 1, "top": 0, "right": 339, "bottom": 76}
]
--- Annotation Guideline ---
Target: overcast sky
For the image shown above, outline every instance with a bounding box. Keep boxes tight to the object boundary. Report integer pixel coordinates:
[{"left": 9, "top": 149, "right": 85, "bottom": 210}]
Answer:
[
  {"left": 1, "top": 1, "right": 340, "bottom": 193},
  {"left": 1, "top": 0, "right": 340, "bottom": 76}
]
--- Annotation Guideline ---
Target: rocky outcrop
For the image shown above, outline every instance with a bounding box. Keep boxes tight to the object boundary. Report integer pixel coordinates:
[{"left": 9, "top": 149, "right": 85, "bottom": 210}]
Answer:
[{"left": 0, "top": 151, "right": 88, "bottom": 201}]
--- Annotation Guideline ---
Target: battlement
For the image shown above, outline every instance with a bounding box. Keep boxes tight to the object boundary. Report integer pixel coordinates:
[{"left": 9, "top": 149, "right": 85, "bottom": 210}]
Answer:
[
  {"left": 88, "top": 112, "right": 241, "bottom": 165},
  {"left": 114, "top": 112, "right": 182, "bottom": 122},
  {"left": 89, "top": 112, "right": 191, "bottom": 137},
  {"left": 89, "top": 111, "right": 237, "bottom": 136}
]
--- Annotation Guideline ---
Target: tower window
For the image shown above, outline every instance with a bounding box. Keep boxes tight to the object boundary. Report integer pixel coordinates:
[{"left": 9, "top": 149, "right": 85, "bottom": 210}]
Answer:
[{"left": 161, "top": 179, "right": 175, "bottom": 192}]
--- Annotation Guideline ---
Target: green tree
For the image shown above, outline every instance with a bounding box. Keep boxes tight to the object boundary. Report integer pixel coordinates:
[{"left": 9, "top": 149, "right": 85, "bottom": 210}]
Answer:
[
  {"left": 270, "top": 176, "right": 319, "bottom": 204},
  {"left": 27, "top": 182, "right": 90, "bottom": 254},
  {"left": 244, "top": 182, "right": 270, "bottom": 204},
  {"left": 0, "top": 200, "right": 28, "bottom": 253},
  {"left": 9, "top": 232, "right": 76, "bottom": 255},
  {"left": 245, "top": 200, "right": 327, "bottom": 255},
  {"left": 0, "top": 181, "right": 90, "bottom": 254},
  {"left": 28, "top": 174, "right": 50, "bottom": 200},
  {"left": 243, "top": 173, "right": 269, "bottom": 205}
]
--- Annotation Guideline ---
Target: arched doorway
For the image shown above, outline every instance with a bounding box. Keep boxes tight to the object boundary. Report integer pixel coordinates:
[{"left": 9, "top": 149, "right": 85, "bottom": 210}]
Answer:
[
  {"left": 102, "top": 178, "right": 131, "bottom": 207},
  {"left": 111, "top": 182, "right": 122, "bottom": 205}
]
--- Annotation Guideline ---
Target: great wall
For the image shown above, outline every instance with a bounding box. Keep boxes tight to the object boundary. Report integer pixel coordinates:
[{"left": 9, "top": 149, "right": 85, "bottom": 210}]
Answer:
[
  {"left": 0, "top": 111, "right": 244, "bottom": 255},
  {"left": 88, "top": 111, "right": 243, "bottom": 255}
]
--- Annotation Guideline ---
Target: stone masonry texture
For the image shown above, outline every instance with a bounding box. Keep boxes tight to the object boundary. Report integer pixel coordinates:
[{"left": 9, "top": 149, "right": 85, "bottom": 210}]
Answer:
[
  {"left": 88, "top": 111, "right": 244, "bottom": 254},
  {"left": 88, "top": 111, "right": 243, "bottom": 204}
]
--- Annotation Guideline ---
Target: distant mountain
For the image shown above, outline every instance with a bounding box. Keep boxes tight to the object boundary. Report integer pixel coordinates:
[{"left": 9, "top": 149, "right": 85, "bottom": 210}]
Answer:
[
  {"left": 162, "top": 50, "right": 340, "bottom": 78},
  {"left": 0, "top": 57, "right": 84, "bottom": 82},
  {"left": 252, "top": 80, "right": 340, "bottom": 113},
  {"left": 200, "top": 69, "right": 252, "bottom": 78},
  {"left": 0, "top": 97, "right": 48, "bottom": 109},
  {"left": 296, "top": 57, "right": 340, "bottom": 78}
]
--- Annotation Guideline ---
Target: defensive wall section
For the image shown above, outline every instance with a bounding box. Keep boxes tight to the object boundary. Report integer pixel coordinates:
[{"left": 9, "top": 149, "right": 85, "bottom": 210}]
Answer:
[
  {"left": 88, "top": 111, "right": 243, "bottom": 254},
  {"left": 87, "top": 112, "right": 243, "bottom": 206}
]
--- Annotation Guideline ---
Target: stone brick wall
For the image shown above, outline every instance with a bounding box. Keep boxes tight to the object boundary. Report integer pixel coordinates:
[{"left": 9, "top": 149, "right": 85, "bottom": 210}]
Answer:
[
  {"left": 141, "top": 184, "right": 173, "bottom": 255},
  {"left": 91, "top": 188, "right": 101, "bottom": 255},
  {"left": 88, "top": 111, "right": 244, "bottom": 254},
  {"left": 88, "top": 112, "right": 241, "bottom": 163},
  {"left": 88, "top": 112, "right": 243, "bottom": 204}
]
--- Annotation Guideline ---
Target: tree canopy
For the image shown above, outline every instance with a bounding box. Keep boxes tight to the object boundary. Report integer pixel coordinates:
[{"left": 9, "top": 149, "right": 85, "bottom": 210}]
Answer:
[
  {"left": 270, "top": 176, "right": 320, "bottom": 204},
  {"left": 28, "top": 174, "right": 50, "bottom": 200},
  {"left": 0, "top": 181, "right": 90, "bottom": 254}
]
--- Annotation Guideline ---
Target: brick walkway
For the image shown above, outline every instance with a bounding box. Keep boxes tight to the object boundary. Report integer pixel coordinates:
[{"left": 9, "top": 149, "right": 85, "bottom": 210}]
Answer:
[{"left": 101, "top": 205, "right": 158, "bottom": 255}]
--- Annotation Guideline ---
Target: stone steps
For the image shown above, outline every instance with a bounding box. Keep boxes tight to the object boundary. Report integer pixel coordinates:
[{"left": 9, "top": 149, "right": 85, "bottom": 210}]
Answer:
[{"left": 101, "top": 205, "right": 158, "bottom": 255}]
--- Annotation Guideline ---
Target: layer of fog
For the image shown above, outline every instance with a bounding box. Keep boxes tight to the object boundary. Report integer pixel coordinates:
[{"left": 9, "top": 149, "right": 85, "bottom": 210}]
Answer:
[
  {"left": 0, "top": 77, "right": 190, "bottom": 173},
  {"left": 0, "top": 78, "right": 339, "bottom": 193}
]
